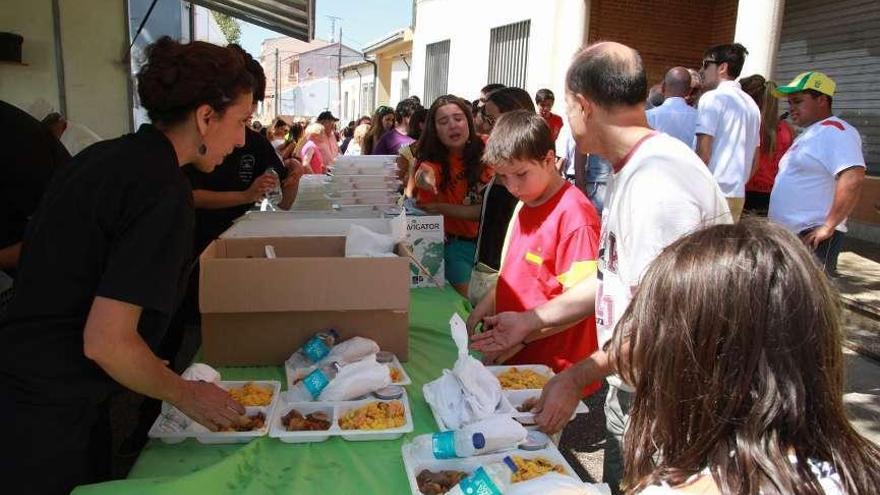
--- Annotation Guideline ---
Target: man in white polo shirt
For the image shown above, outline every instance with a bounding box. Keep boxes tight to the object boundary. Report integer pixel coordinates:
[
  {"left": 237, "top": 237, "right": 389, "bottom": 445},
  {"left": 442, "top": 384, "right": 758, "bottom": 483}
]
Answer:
[
  {"left": 769, "top": 71, "right": 866, "bottom": 275},
  {"left": 696, "top": 43, "right": 761, "bottom": 222},
  {"left": 646, "top": 66, "right": 698, "bottom": 147}
]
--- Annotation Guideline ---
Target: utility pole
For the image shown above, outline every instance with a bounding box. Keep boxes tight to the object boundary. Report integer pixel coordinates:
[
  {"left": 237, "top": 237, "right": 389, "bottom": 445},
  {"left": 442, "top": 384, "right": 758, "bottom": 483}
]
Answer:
[
  {"left": 274, "top": 47, "right": 280, "bottom": 118},
  {"left": 337, "top": 27, "right": 343, "bottom": 117},
  {"left": 326, "top": 15, "right": 341, "bottom": 42}
]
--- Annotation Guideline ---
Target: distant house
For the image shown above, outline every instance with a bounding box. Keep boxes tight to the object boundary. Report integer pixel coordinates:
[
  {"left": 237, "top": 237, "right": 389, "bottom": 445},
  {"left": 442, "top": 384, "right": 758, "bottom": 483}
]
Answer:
[
  {"left": 339, "top": 28, "right": 413, "bottom": 125},
  {"left": 340, "top": 59, "right": 375, "bottom": 124},
  {"left": 276, "top": 42, "right": 362, "bottom": 119},
  {"left": 259, "top": 37, "right": 361, "bottom": 122}
]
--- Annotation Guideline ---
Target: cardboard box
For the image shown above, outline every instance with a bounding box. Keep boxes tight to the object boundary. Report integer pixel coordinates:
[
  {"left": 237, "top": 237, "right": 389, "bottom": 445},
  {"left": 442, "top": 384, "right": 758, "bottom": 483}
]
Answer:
[
  {"left": 199, "top": 236, "right": 410, "bottom": 366},
  {"left": 222, "top": 212, "right": 446, "bottom": 289},
  {"left": 404, "top": 216, "right": 445, "bottom": 288}
]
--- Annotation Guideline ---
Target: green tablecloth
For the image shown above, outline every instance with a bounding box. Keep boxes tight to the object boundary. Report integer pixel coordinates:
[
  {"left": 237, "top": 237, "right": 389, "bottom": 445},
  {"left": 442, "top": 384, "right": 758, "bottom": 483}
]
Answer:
[{"left": 73, "top": 287, "right": 469, "bottom": 495}]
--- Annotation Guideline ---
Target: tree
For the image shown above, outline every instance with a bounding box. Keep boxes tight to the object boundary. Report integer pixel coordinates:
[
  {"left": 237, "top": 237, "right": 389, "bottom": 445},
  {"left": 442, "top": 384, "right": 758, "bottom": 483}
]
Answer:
[{"left": 212, "top": 12, "right": 241, "bottom": 44}]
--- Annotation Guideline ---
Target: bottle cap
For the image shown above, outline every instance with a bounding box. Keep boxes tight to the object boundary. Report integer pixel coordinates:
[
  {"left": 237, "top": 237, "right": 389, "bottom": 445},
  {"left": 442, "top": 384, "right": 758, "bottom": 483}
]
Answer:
[
  {"left": 518, "top": 430, "right": 550, "bottom": 451},
  {"left": 471, "top": 432, "right": 486, "bottom": 449},
  {"left": 375, "top": 351, "right": 395, "bottom": 363},
  {"left": 373, "top": 385, "right": 404, "bottom": 400},
  {"left": 502, "top": 456, "right": 518, "bottom": 473}
]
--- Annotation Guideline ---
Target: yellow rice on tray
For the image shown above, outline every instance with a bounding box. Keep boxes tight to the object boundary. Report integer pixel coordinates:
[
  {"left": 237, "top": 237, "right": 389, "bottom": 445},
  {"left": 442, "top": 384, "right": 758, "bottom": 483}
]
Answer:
[
  {"left": 497, "top": 367, "right": 550, "bottom": 390},
  {"left": 228, "top": 382, "right": 273, "bottom": 406},
  {"left": 510, "top": 456, "right": 566, "bottom": 482},
  {"left": 339, "top": 401, "right": 405, "bottom": 430}
]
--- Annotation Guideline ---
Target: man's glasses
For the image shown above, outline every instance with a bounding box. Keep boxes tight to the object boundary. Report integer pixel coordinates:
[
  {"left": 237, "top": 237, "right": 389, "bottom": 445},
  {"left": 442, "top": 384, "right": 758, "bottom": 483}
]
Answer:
[{"left": 701, "top": 59, "right": 719, "bottom": 70}]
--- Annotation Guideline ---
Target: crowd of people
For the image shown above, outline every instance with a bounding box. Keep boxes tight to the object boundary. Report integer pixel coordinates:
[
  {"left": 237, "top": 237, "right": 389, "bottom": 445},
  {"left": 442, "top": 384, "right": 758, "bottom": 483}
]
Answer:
[{"left": 0, "top": 32, "right": 878, "bottom": 495}]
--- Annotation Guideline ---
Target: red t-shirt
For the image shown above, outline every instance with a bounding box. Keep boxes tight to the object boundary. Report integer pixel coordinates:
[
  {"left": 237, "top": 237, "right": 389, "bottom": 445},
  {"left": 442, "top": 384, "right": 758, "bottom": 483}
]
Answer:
[
  {"left": 746, "top": 121, "right": 794, "bottom": 193},
  {"left": 416, "top": 154, "right": 493, "bottom": 238},
  {"left": 496, "top": 182, "right": 602, "bottom": 397},
  {"left": 542, "top": 113, "right": 564, "bottom": 142}
]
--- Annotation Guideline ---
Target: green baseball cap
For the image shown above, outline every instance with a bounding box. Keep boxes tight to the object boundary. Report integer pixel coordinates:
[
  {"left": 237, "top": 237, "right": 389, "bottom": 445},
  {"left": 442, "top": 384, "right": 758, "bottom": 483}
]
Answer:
[{"left": 775, "top": 71, "right": 836, "bottom": 97}]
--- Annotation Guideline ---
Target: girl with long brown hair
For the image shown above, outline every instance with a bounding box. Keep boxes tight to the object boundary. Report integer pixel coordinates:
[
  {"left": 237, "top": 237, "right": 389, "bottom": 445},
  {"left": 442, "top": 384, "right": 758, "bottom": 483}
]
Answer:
[
  {"left": 611, "top": 218, "right": 880, "bottom": 494},
  {"left": 740, "top": 74, "right": 794, "bottom": 216},
  {"left": 361, "top": 105, "right": 395, "bottom": 155},
  {"left": 413, "top": 95, "right": 491, "bottom": 297}
]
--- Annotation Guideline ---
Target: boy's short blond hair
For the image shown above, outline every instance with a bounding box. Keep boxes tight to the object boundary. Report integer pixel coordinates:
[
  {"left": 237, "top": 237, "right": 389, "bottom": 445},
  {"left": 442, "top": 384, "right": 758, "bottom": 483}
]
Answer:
[{"left": 483, "top": 110, "right": 554, "bottom": 166}]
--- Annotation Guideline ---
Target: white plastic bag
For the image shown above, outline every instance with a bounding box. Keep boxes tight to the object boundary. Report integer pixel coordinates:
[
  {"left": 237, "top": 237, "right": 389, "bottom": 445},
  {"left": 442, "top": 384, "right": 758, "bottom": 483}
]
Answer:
[
  {"left": 345, "top": 211, "right": 406, "bottom": 258},
  {"left": 326, "top": 336, "right": 381, "bottom": 363},
  {"left": 424, "top": 314, "right": 504, "bottom": 429},
  {"left": 318, "top": 354, "right": 392, "bottom": 401},
  {"left": 287, "top": 336, "right": 381, "bottom": 382}
]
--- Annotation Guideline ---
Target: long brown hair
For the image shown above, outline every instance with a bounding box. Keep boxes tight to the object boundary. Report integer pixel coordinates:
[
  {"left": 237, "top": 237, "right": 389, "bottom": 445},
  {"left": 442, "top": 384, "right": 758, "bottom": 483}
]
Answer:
[
  {"left": 612, "top": 218, "right": 880, "bottom": 495},
  {"left": 414, "top": 95, "right": 485, "bottom": 193},
  {"left": 741, "top": 74, "right": 781, "bottom": 156},
  {"left": 362, "top": 105, "right": 394, "bottom": 155}
]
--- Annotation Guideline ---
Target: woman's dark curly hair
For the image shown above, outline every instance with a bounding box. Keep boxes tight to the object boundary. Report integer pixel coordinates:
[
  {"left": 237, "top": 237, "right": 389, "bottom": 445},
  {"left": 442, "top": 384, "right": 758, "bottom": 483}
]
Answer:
[
  {"left": 137, "top": 36, "right": 254, "bottom": 126},
  {"left": 416, "top": 95, "right": 485, "bottom": 193}
]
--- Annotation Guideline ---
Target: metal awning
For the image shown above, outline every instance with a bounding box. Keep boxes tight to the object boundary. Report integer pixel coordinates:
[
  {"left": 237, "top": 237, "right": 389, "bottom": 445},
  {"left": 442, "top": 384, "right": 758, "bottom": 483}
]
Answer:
[{"left": 188, "top": 0, "right": 314, "bottom": 41}]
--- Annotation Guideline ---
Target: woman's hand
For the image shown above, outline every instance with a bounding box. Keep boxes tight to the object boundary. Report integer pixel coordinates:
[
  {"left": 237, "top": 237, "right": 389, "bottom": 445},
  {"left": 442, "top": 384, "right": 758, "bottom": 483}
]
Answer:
[
  {"left": 173, "top": 380, "right": 247, "bottom": 431},
  {"left": 415, "top": 164, "right": 439, "bottom": 194}
]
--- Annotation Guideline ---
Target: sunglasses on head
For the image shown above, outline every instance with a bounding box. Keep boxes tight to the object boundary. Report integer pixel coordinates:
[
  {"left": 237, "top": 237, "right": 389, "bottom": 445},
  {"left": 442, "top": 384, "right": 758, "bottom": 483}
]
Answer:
[{"left": 701, "top": 59, "right": 720, "bottom": 70}]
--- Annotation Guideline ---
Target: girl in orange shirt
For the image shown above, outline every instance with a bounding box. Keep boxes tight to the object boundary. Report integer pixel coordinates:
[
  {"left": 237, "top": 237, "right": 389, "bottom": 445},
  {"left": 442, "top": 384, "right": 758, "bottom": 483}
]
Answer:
[{"left": 414, "top": 95, "right": 492, "bottom": 297}]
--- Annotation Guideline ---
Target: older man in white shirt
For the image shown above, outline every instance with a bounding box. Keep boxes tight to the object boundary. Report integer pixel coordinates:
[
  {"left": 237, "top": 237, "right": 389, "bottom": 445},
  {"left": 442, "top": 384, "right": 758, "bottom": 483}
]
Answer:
[{"left": 646, "top": 66, "right": 697, "bottom": 148}]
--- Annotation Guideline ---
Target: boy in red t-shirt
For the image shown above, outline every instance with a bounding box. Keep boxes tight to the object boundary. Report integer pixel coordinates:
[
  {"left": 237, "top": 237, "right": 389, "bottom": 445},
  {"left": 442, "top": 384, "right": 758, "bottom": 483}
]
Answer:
[
  {"left": 536, "top": 88, "right": 564, "bottom": 142},
  {"left": 469, "top": 110, "right": 602, "bottom": 397}
]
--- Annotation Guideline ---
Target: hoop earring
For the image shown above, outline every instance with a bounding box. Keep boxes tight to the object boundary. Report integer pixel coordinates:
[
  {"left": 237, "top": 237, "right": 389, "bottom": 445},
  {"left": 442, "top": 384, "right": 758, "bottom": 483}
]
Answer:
[{"left": 198, "top": 143, "right": 207, "bottom": 155}]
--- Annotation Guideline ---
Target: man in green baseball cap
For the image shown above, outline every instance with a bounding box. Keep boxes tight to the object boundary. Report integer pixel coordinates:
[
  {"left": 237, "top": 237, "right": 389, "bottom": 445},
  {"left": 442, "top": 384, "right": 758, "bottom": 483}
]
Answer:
[
  {"left": 775, "top": 71, "right": 836, "bottom": 98},
  {"left": 768, "top": 71, "right": 866, "bottom": 275}
]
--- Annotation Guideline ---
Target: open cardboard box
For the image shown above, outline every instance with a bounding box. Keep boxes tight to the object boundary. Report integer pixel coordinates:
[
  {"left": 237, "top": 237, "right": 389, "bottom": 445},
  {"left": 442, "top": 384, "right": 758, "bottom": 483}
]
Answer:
[
  {"left": 223, "top": 213, "right": 445, "bottom": 289},
  {"left": 199, "top": 236, "right": 410, "bottom": 366}
]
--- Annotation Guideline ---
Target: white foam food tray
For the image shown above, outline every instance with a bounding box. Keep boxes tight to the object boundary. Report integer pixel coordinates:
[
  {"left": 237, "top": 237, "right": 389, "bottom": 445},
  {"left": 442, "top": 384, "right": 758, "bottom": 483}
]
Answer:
[
  {"left": 269, "top": 391, "right": 414, "bottom": 443},
  {"left": 488, "top": 365, "right": 590, "bottom": 423},
  {"left": 285, "top": 354, "right": 412, "bottom": 391},
  {"left": 148, "top": 380, "right": 281, "bottom": 444},
  {"left": 401, "top": 440, "right": 584, "bottom": 495}
]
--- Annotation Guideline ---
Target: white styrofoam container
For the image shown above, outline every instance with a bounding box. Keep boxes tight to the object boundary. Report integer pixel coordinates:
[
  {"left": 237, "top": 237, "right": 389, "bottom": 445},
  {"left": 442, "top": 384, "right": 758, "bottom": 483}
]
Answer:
[
  {"left": 487, "top": 365, "right": 590, "bottom": 423},
  {"left": 284, "top": 353, "right": 412, "bottom": 391},
  {"left": 401, "top": 440, "right": 584, "bottom": 495},
  {"left": 267, "top": 402, "right": 335, "bottom": 443},
  {"left": 270, "top": 392, "right": 414, "bottom": 443},
  {"left": 148, "top": 380, "right": 281, "bottom": 444},
  {"left": 487, "top": 364, "right": 554, "bottom": 389},
  {"left": 387, "top": 355, "right": 413, "bottom": 386},
  {"left": 331, "top": 154, "right": 398, "bottom": 167},
  {"left": 331, "top": 175, "right": 399, "bottom": 188}
]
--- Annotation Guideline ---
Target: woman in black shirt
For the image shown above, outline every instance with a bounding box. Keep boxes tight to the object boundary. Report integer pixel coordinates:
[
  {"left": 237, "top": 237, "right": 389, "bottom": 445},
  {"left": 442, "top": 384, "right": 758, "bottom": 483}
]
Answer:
[{"left": 0, "top": 37, "right": 255, "bottom": 494}]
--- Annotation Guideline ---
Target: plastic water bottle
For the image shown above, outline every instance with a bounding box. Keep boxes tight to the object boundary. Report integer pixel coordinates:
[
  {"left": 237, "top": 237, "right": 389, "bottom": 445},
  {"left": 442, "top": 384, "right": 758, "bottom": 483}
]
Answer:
[
  {"left": 289, "top": 361, "right": 341, "bottom": 400},
  {"left": 412, "top": 431, "right": 487, "bottom": 459},
  {"left": 447, "top": 456, "right": 518, "bottom": 495},
  {"left": 287, "top": 329, "right": 340, "bottom": 370},
  {"left": 264, "top": 167, "right": 283, "bottom": 207}
]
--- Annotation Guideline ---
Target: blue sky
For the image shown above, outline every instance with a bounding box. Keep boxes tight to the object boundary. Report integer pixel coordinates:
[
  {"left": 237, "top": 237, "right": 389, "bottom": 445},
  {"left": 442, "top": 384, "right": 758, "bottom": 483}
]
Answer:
[{"left": 240, "top": 0, "right": 413, "bottom": 56}]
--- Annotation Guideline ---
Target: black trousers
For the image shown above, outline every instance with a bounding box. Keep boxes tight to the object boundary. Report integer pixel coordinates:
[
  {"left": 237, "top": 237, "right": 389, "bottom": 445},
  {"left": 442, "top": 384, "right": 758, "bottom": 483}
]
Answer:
[{"left": 0, "top": 388, "right": 112, "bottom": 495}]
